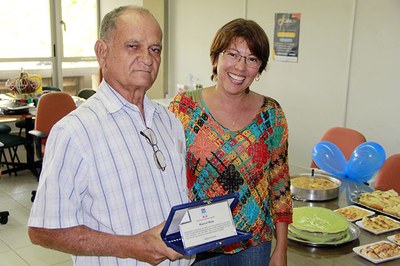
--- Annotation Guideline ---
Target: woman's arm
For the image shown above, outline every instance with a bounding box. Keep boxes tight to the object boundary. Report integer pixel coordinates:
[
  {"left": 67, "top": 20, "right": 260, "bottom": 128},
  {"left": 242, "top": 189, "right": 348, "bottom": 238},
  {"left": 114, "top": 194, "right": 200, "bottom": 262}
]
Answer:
[{"left": 269, "top": 222, "right": 289, "bottom": 266}]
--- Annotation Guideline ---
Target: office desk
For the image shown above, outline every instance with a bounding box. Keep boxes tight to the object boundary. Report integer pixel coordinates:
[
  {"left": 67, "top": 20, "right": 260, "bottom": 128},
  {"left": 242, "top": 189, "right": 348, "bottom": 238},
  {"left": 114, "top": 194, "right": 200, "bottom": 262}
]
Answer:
[
  {"left": 286, "top": 165, "right": 399, "bottom": 266},
  {"left": 0, "top": 113, "right": 39, "bottom": 177}
]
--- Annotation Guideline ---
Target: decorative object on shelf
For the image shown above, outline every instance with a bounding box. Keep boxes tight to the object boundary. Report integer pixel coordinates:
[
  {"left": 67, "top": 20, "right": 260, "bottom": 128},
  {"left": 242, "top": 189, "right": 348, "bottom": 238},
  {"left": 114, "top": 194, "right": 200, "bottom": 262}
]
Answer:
[{"left": 5, "top": 69, "right": 42, "bottom": 100}]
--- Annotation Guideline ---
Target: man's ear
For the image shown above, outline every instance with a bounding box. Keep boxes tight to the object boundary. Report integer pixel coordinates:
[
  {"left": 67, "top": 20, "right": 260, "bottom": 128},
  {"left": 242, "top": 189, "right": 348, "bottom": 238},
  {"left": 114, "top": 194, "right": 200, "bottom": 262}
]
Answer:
[{"left": 95, "top": 40, "right": 108, "bottom": 69}]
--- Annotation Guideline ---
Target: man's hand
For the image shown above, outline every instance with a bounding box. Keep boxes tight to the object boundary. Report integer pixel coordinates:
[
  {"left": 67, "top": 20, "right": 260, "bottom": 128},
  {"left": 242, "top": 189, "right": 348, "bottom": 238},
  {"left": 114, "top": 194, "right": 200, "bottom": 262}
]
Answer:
[
  {"left": 29, "top": 222, "right": 184, "bottom": 265},
  {"left": 132, "top": 222, "right": 183, "bottom": 265}
]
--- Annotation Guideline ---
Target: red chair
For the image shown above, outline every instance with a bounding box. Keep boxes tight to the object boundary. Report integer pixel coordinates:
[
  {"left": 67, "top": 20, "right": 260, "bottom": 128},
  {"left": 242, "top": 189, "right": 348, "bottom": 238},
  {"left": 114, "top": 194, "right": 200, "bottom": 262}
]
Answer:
[
  {"left": 311, "top": 127, "right": 367, "bottom": 168},
  {"left": 374, "top": 154, "right": 400, "bottom": 194},
  {"left": 29, "top": 92, "right": 76, "bottom": 201}
]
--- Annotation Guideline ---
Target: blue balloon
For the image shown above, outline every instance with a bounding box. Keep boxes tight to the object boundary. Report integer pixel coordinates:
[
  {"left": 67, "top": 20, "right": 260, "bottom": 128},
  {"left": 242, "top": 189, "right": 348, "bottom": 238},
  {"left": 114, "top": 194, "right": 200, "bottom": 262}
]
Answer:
[
  {"left": 312, "top": 141, "right": 347, "bottom": 177},
  {"left": 346, "top": 142, "right": 386, "bottom": 183}
]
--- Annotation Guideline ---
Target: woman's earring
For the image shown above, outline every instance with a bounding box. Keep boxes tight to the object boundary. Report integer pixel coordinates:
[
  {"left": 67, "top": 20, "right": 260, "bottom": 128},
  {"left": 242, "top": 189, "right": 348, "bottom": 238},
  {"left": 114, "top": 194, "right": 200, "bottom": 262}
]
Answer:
[{"left": 255, "top": 75, "right": 260, "bottom": 81}]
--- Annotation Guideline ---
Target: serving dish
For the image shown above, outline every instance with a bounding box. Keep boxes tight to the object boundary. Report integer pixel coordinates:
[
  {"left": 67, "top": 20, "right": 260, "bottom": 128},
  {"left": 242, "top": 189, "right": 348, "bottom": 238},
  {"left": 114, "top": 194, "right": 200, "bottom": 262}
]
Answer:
[
  {"left": 353, "top": 240, "right": 400, "bottom": 264},
  {"left": 334, "top": 205, "right": 375, "bottom": 222},
  {"left": 355, "top": 215, "right": 400, "bottom": 235},
  {"left": 387, "top": 234, "right": 400, "bottom": 245},
  {"left": 350, "top": 191, "right": 400, "bottom": 221},
  {"left": 288, "top": 223, "right": 360, "bottom": 247},
  {"left": 290, "top": 173, "right": 341, "bottom": 201}
]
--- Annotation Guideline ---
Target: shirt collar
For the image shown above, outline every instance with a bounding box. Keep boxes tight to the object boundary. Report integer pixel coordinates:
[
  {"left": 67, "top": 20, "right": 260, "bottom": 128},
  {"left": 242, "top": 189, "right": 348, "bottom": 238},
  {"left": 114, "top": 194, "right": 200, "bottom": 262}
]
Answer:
[{"left": 97, "top": 80, "right": 160, "bottom": 121}]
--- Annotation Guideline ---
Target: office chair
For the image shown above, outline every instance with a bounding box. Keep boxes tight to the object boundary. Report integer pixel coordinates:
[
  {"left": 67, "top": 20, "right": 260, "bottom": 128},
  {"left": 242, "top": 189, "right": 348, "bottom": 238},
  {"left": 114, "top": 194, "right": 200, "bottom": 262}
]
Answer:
[
  {"left": 15, "top": 119, "right": 34, "bottom": 137},
  {"left": 0, "top": 210, "right": 9, "bottom": 224},
  {"left": 15, "top": 86, "right": 61, "bottom": 137},
  {"left": 311, "top": 127, "right": 367, "bottom": 168},
  {"left": 76, "top": 88, "right": 96, "bottom": 99},
  {"left": 29, "top": 92, "right": 76, "bottom": 201},
  {"left": 42, "top": 86, "right": 61, "bottom": 93},
  {"left": 0, "top": 124, "right": 26, "bottom": 176},
  {"left": 0, "top": 168, "right": 9, "bottom": 224},
  {"left": 374, "top": 154, "right": 400, "bottom": 194}
]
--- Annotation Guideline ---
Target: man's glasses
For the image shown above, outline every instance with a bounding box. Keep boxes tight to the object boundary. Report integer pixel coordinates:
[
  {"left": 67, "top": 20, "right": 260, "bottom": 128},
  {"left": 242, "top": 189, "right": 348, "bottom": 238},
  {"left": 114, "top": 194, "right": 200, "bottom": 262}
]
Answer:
[
  {"left": 221, "top": 50, "right": 261, "bottom": 69},
  {"left": 140, "top": 127, "right": 166, "bottom": 171}
]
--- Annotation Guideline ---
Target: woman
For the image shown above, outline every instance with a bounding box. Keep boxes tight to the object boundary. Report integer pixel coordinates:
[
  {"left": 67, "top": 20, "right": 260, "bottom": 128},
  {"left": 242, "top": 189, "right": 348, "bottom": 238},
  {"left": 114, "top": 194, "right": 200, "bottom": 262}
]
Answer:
[{"left": 169, "top": 18, "right": 292, "bottom": 266}]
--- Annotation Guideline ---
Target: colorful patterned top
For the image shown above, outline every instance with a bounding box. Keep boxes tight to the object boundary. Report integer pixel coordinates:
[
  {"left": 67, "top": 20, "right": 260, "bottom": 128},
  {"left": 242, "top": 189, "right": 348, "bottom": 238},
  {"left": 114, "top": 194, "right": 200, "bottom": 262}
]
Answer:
[{"left": 169, "top": 89, "right": 293, "bottom": 254}]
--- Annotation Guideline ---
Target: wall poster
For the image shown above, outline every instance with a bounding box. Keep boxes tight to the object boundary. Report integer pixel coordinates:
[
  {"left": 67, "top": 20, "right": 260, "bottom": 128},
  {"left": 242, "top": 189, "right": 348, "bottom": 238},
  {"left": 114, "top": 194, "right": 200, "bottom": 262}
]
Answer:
[{"left": 273, "top": 13, "right": 301, "bottom": 63}]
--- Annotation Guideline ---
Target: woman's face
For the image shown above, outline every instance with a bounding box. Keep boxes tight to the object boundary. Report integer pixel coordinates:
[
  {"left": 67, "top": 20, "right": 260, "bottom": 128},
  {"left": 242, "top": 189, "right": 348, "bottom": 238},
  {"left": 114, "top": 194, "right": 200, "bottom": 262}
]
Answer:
[{"left": 214, "top": 38, "right": 260, "bottom": 95}]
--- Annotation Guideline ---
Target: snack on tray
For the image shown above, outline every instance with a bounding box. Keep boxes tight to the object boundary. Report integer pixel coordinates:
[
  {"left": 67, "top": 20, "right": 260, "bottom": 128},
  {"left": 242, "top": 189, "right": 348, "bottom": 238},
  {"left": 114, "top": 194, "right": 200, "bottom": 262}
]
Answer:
[
  {"left": 361, "top": 215, "right": 400, "bottom": 232},
  {"left": 358, "top": 189, "right": 400, "bottom": 217},
  {"left": 335, "top": 206, "right": 371, "bottom": 221},
  {"left": 360, "top": 241, "right": 400, "bottom": 259},
  {"left": 383, "top": 205, "right": 400, "bottom": 218}
]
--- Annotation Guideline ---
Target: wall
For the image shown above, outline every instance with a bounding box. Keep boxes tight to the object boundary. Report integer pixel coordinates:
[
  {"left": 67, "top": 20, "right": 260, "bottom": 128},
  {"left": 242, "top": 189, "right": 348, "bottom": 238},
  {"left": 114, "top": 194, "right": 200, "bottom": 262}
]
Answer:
[
  {"left": 168, "top": 0, "right": 400, "bottom": 168},
  {"left": 247, "top": 0, "right": 355, "bottom": 168},
  {"left": 168, "top": 0, "right": 246, "bottom": 96},
  {"left": 143, "top": 0, "right": 167, "bottom": 99},
  {"left": 346, "top": 0, "right": 400, "bottom": 158},
  {"left": 100, "top": 0, "right": 142, "bottom": 17}
]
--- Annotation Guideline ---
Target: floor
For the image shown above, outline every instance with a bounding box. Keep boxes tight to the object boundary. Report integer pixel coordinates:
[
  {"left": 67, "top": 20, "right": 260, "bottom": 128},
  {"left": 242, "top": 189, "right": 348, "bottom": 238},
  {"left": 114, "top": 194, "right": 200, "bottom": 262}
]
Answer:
[{"left": 0, "top": 169, "right": 72, "bottom": 266}]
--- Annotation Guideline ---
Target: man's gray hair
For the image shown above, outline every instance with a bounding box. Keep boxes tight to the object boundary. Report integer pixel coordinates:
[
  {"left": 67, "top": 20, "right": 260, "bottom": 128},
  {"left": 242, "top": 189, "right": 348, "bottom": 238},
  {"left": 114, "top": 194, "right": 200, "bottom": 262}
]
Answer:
[{"left": 99, "top": 5, "right": 158, "bottom": 41}]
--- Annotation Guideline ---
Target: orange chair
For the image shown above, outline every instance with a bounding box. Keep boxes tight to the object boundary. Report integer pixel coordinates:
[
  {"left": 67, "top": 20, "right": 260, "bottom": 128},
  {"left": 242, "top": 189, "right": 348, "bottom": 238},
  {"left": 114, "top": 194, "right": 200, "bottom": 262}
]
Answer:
[
  {"left": 374, "top": 154, "right": 400, "bottom": 194},
  {"left": 311, "top": 127, "right": 367, "bottom": 168},
  {"left": 29, "top": 92, "right": 76, "bottom": 201}
]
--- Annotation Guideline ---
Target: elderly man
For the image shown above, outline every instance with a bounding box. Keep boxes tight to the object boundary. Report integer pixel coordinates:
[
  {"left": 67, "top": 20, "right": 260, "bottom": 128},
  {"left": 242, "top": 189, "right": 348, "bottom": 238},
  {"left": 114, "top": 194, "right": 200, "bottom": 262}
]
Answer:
[{"left": 28, "top": 6, "right": 192, "bottom": 265}]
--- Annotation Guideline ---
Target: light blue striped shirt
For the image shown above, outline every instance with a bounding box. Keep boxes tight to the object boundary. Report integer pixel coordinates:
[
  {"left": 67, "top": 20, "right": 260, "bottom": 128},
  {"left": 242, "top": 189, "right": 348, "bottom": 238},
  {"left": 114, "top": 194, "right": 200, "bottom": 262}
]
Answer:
[{"left": 28, "top": 81, "right": 193, "bottom": 265}]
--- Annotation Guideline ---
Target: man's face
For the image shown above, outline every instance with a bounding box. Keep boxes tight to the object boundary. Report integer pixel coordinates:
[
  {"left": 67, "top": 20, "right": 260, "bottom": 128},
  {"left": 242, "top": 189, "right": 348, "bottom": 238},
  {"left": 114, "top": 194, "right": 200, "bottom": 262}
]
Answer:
[{"left": 104, "top": 11, "right": 162, "bottom": 92}]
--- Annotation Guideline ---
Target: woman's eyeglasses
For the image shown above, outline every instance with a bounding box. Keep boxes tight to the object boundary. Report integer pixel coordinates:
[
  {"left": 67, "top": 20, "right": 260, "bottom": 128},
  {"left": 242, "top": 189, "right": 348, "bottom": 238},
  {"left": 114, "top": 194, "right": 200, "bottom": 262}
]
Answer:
[
  {"left": 221, "top": 49, "right": 261, "bottom": 69},
  {"left": 140, "top": 127, "right": 166, "bottom": 171}
]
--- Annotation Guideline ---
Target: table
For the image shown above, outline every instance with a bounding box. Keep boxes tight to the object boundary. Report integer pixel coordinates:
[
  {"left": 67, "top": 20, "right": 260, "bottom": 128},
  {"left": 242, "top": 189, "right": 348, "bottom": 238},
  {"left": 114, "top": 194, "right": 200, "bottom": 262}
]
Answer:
[
  {"left": 0, "top": 112, "right": 39, "bottom": 177},
  {"left": 285, "top": 165, "right": 399, "bottom": 266}
]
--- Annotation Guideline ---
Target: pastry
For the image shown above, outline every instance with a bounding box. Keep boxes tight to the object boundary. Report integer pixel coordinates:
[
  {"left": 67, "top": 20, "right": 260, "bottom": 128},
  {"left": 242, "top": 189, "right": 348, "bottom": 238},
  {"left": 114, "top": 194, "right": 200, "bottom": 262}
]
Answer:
[
  {"left": 383, "top": 205, "right": 400, "bottom": 217},
  {"left": 358, "top": 190, "right": 400, "bottom": 217},
  {"left": 393, "top": 233, "right": 400, "bottom": 244},
  {"left": 335, "top": 206, "right": 371, "bottom": 220},
  {"left": 360, "top": 242, "right": 400, "bottom": 259},
  {"left": 362, "top": 215, "right": 400, "bottom": 232}
]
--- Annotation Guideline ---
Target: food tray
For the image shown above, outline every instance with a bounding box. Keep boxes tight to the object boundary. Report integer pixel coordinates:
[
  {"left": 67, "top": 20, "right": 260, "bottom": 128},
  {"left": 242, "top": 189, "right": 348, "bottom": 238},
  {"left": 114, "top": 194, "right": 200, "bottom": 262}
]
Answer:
[
  {"left": 288, "top": 223, "right": 360, "bottom": 247},
  {"left": 355, "top": 216, "right": 400, "bottom": 235},
  {"left": 349, "top": 191, "right": 400, "bottom": 221},
  {"left": 353, "top": 240, "right": 400, "bottom": 264},
  {"left": 387, "top": 234, "right": 400, "bottom": 245},
  {"left": 334, "top": 205, "right": 375, "bottom": 222}
]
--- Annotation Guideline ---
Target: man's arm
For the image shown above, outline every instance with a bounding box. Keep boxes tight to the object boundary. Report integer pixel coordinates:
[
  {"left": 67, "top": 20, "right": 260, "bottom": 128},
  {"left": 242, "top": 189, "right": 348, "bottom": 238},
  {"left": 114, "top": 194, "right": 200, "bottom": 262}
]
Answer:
[{"left": 28, "top": 222, "right": 181, "bottom": 265}]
